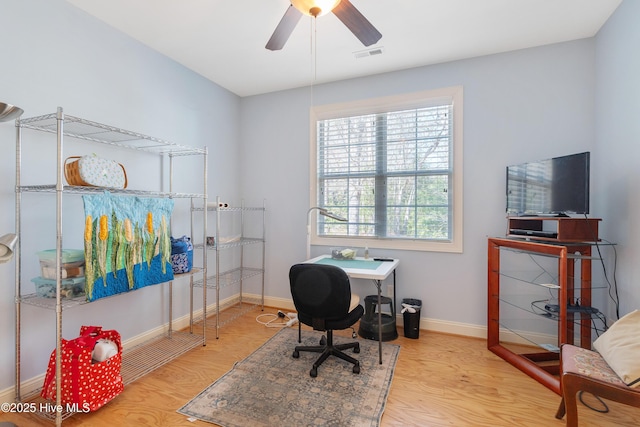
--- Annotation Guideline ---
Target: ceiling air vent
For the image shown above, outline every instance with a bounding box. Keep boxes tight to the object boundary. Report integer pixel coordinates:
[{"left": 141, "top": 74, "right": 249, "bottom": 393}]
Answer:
[{"left": 353, "top": 46, "right": 384, "bottom": 59}]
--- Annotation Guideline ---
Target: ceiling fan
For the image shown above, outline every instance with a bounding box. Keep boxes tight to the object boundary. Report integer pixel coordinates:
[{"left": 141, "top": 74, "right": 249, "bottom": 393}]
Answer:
[{"left": 266, "top": 0, "right": 382, "bottom": 51}]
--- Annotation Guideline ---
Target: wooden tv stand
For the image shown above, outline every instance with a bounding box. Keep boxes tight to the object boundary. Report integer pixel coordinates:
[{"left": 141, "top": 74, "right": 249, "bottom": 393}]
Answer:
[
  {"left": 489, "top": 217, "right": 603, "bottom": 395},
  {"left": 507, "top": 216, "right": 600, "bottom": 242}
]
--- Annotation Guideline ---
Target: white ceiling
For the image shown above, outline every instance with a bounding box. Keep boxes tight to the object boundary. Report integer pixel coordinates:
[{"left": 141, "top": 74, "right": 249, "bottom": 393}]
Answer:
[{"left": 65, "top": 0, "right": 621, "bottom": 97}]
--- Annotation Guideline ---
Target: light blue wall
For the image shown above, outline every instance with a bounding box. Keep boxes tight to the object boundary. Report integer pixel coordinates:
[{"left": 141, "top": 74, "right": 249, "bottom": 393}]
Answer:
[
  {"left": 240, "top": 39, "right": 598, "bottom": 326},
  {"left": 1, "top": 0, "right": 637, "bottom": 394},
  {"left": 594, "top": 0, "right": 640, "bottom": 315},
  {"left": 0, "top": 0, "right": 240, "bottom": 389}
]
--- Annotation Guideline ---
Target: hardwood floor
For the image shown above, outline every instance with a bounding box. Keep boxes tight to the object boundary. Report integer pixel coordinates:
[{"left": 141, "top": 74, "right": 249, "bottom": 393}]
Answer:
[{"left": 2, "top": 305, "right": 639, "bottom": 426}]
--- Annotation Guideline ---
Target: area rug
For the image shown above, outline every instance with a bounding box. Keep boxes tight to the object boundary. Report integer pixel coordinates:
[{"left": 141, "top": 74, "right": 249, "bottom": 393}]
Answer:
[{"left": 178, "top": 327, "right": 400, "bottom": 426}]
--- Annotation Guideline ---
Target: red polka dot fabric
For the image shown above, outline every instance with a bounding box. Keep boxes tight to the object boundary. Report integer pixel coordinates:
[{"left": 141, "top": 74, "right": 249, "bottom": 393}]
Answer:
[{"left": 41, "top": 326, "right": 124, "bottom": 411}]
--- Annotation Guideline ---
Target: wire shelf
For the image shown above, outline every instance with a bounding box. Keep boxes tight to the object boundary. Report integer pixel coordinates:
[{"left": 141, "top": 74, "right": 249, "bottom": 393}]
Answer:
[
  {"left": 19, "top": 113, "right": 206, "bottom": 156},
  {"left": 18, "top": 184, "right": 205, "bottom": 199},
  {"left": 14, "top": 107, "right": 210, "bottom": 427},
  {"left": 194, "top": 266, "right": 263, "bottom": 289},
  {"left": 20, "top": 293, "right": 88, "bottom": 310},
  {"left": 120, "top": 330, "right": 205, "bottom": 384},
  {"left": 193, "top": 237, "right": 264, "bottom": 252}
]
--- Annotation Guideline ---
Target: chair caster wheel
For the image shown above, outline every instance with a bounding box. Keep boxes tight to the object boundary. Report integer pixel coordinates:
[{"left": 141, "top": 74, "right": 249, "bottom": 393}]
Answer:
[
  {"left": 354, "top": 344, "right": 360, "bottom": 354},
  {"left": 320, "top": 336, "right": 327, "bottom": 345},
  {"left": 310, "top": 367, "right": 318, "bottom": 377},
  {"left": 292, "top": 350, "right": 299, "bottom": 358},
  {"left": 353, "top": 364, "right": 360, "bottom": 374}
]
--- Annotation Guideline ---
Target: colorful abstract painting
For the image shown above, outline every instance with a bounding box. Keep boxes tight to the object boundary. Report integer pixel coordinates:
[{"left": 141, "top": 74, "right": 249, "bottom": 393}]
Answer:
[{"left": 82, "top": 192, "right": 174, "bottom": 301}]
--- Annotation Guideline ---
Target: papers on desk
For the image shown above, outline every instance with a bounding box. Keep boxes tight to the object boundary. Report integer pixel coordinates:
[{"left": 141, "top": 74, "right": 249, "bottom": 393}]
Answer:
[{"left": 315, "top": 257, "right": 382, "bottom": 270}]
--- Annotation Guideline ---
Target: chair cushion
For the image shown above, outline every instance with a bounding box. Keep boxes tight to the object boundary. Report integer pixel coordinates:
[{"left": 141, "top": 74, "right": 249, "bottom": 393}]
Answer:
[
  {"left": 562, "top": 344, "right": 627, "bottom": 387},
  {"left": 298, "top": 304, "right": 364, "bottom": 332},
  {"left": 593, "top": 310, "right": 640, "bottom": 388}
]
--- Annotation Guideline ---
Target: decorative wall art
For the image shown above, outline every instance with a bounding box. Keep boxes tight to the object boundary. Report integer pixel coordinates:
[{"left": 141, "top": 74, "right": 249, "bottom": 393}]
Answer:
[{"left": 82, "top": 192, "right": 174, "bottom": 301}]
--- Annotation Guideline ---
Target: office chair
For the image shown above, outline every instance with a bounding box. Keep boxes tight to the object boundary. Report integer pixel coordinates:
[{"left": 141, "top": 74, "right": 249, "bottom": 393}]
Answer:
[{"left": 289, "top": 263, "right": 364, "bottom": 377}]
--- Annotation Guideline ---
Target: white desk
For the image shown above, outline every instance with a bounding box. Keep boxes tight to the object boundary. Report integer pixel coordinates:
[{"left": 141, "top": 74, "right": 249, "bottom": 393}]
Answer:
[{"left": 304, "top": 255, "right": 399, "bottom": 364}]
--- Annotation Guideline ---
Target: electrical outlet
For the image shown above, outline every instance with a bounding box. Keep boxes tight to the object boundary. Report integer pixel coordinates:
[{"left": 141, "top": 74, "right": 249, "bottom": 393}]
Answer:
[{"left": 387, "top": 285, "right": 394, "bottom": 298}]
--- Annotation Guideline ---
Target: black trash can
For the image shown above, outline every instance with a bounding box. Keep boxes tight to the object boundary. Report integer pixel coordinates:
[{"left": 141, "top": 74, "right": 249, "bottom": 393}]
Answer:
[{"left": 402, "top": 298, "right": 422, "bottom": 339}]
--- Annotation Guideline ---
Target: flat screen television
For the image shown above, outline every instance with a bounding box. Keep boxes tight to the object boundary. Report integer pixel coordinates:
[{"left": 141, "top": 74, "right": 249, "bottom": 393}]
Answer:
[{"left": 506, "top": 151, "right": 590, "bottom": 215}]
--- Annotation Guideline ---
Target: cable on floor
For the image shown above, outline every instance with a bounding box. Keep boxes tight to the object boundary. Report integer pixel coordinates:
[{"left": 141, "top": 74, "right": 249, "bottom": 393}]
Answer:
[
  {"left": 256, "top": 311, "right": 298, "bottom": 328},
  {"left": 579, "top": 390, "right": 609, "bottom": 413}
]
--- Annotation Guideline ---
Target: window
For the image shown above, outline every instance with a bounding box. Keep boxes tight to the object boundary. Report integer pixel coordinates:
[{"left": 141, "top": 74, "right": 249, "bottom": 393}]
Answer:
[{"left": 310, "top": 87, "right": 463, "bottom": 252}]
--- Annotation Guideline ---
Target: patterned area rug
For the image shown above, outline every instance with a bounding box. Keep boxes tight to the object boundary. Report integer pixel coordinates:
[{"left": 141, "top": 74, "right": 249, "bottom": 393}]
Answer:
[{"left": 178, "top": 327, "right": 400, "bottom": 426}]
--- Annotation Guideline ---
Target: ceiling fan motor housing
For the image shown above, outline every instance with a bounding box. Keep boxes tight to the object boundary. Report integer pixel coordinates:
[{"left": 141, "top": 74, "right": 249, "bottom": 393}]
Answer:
[{"left": 291, "top": 0, "right": 341, "bottom": 17}]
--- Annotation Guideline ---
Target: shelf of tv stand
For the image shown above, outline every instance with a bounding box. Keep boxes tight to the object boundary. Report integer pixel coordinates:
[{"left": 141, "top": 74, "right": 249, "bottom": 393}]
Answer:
[{"left": 507, "top": 216, "right": 601, "bottom": 243}]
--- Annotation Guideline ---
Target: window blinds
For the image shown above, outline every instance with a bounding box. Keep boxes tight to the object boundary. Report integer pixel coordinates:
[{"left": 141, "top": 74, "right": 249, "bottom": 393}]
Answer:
[{"left": 316, "top": 104, "right": 453, "bottom": 240}]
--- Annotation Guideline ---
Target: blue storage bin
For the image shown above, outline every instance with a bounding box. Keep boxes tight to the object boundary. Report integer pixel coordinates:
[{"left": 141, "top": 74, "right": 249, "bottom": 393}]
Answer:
[
  {"left": 32, "top": 276, "right": 86, "bottom": 299},
  {"left": 170, "top": 236, "right": 193, "bottom": 274}
]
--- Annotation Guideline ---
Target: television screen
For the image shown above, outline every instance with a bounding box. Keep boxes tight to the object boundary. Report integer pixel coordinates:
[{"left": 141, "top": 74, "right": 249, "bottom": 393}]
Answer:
[{"left": 506, "top": 152, "right": 590, "bottom": 215}]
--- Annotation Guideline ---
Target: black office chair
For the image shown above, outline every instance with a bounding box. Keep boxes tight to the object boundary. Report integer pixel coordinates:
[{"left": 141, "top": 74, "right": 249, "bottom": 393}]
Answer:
[{"left": 289, "top": 263, "right": 364, "bottom": 377}]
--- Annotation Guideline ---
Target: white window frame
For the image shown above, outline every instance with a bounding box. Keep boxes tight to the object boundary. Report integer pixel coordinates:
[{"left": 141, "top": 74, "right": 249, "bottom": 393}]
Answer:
[{"left": 309, "top": 86, "right": 463, "bottom": 253}]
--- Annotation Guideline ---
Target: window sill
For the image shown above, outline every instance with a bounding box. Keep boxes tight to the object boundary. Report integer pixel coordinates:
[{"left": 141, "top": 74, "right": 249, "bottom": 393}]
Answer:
[{"left": 311, "top": 236, "right": 462, "bottom": 253}]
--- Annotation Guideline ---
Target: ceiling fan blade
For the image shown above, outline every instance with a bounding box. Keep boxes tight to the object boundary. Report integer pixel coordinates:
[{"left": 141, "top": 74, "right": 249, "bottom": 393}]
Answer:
[
  {"left": 332, "top": 0, "right": 382, "bottom": 47},
  {"left": 266, "top": 5, "right": 303, "bottom": 51}
]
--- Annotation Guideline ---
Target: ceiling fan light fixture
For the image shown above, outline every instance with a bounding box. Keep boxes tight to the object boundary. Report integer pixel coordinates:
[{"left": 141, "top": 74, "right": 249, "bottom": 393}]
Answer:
[
  {"left": 291, "top": 0, "right": 341, "bottom": 17},
  {"left": 267, "top": 0, "right": 381, "bottom": 51}
]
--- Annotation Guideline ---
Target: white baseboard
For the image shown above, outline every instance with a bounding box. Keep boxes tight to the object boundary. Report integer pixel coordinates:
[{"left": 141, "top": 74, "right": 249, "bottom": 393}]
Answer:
[
  {"left": 263, "top": 294, "right": 490, "bottom": 338},
  {"left": 262, "top": 295, "right": 555, "bottom": 347},
  {"left": 2, "top": 294, "right": 551, "bottom": 403}
]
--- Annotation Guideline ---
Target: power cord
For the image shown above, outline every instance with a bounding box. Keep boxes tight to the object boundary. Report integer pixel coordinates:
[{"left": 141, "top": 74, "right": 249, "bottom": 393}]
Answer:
[
  {"left": 256, "top": 310, "right": 298, "bottom": 328},
  {"left": 579, "top": 390, "right": 609, "bottom": 414},
  {"left": 582, "top": 213, "right": 620, "bottom": 321}
]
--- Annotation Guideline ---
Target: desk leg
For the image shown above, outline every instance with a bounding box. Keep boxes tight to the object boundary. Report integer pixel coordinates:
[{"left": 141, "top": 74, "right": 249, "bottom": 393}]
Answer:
[
  {"left": 393, "top": 270, "right": 396, "bottom": 316},
  {"left": 374, "top": 279, "right": 383, "bottom": 364}
]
